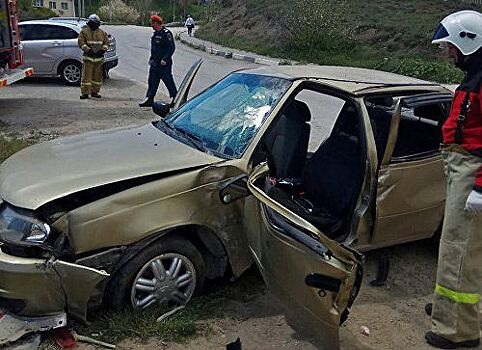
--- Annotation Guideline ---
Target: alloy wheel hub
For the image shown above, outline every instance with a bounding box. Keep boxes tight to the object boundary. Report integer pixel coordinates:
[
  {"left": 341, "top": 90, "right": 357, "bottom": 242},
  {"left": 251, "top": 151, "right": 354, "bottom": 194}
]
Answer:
[{"left": 131, "top": 253, "right": 196, "bottom": 310}]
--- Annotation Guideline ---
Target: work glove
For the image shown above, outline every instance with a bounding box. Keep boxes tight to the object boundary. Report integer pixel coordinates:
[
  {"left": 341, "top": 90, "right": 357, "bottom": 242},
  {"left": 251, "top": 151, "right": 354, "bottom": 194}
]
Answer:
[
  {"left": 96, "top": 49, "right": 106, "bottom": 57},
  {"left": 86, "top": 49, "right": 96, "bottom": 57},
  {"left": 464, "top": 190, "right": 482, "bottom": 214}
]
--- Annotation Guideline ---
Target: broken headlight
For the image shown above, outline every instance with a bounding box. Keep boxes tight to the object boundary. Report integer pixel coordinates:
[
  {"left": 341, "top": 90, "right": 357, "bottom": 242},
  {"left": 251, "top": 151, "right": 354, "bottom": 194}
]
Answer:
[{"left": 0, "top": 205, "right": 51, "bottom": 247}]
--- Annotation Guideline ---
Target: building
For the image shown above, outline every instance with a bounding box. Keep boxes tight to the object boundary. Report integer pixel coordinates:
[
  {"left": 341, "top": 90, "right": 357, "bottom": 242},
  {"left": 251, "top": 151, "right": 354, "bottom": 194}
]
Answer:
[{"left": 32, "top": 0, "right": 75, "bottom": 17}]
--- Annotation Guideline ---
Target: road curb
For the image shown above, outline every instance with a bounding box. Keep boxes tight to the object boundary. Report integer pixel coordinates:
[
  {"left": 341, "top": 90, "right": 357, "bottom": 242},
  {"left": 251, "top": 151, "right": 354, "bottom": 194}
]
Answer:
[{"left": 177, "top": 32, "right": 282, "bottom": 66}]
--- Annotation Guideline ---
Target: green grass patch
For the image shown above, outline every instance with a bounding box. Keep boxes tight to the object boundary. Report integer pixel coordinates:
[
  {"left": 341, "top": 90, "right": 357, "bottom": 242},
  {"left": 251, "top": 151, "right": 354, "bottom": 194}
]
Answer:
[
  {"left": 0, "top": 122, "right": 30, "bottom": 164},
  {"left": 74, "top": 269, "right": 264, "bottom": 344},
  {"left": 0, "top": 135, "right": 30, "bottom": 163}
]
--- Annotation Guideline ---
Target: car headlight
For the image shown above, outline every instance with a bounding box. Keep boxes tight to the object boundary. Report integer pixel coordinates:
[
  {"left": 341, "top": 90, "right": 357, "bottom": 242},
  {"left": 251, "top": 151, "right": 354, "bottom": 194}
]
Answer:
[{"left": 0, "top": 205, "right": 51, "bottom": 247}]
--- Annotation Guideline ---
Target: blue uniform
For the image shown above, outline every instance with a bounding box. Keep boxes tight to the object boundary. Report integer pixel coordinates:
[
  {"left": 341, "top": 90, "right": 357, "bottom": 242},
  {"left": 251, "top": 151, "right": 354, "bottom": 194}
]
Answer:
[{"left": 146, "top": 27, "right": 177, "bottom": 100}]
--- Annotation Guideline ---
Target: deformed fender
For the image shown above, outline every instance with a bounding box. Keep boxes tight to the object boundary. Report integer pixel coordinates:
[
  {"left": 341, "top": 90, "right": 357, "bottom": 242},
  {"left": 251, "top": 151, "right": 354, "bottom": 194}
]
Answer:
[{"left": 53, "top": 261, "right": 109, "bottom": 321}]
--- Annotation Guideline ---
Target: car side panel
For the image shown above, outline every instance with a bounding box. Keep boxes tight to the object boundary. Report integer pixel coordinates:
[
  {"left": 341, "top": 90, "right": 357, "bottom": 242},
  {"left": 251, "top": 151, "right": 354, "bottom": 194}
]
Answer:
[
  {"left": 51, "top": 164, "right": 253, "bottom": 278},
  {"left": 373, "top": 156, "right": 446, "bottom": 244}
]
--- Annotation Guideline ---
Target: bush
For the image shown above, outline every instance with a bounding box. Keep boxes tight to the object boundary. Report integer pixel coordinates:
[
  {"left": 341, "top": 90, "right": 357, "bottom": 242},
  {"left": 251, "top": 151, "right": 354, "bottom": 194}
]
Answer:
[
  {"left": 280, "top": 0, "right": 352, "bottom": 54},
  {"left": 98, "top": 0, "right": 140, "bottom": 24}
]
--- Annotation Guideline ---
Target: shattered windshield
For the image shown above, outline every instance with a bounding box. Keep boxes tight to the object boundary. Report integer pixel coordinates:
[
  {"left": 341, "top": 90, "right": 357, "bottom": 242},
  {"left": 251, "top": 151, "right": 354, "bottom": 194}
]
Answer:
[{"left": 162, "top": 73, "right": 291, "bottom": 158}]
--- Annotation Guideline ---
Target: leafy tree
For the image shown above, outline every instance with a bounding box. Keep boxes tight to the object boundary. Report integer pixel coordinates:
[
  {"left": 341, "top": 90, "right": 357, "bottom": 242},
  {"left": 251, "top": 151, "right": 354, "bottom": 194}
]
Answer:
[{"left": 98, "top": 0, "right": 140, "bottom": 23}]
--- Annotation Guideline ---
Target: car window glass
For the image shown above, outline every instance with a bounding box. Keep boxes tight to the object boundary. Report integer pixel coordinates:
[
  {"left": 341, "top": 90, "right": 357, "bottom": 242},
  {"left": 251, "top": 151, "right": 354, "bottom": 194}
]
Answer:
[
  {"left": 391, "top": 102, "right": 446, "bottom": 159},
  {"left": 19, "top": 25, "right": 31, "bottom": 41},
  {"left": 294, "top": 89, "right": 345, "bottom": 152},
  {"left": 27, "top": 24, "right": 78, "bottom": 40},
  {"left": 164, "top": 73, "right": 292, "bottom": 158}
]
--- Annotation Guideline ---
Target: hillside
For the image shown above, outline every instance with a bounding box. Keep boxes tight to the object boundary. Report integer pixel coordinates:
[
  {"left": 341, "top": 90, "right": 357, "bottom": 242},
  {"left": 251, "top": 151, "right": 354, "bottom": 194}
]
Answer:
[{"left": 196, "top": 0, "right": 482, "bottom": 83}]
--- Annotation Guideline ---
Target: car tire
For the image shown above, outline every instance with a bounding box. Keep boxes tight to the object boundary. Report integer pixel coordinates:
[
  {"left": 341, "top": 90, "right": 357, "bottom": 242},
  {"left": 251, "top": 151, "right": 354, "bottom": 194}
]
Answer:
[
  {"left": 59, "top": 60, "right": 82, "bottom": 86},
  {"left": 105, "top": 237, "right": 205, "bottom": 312}
]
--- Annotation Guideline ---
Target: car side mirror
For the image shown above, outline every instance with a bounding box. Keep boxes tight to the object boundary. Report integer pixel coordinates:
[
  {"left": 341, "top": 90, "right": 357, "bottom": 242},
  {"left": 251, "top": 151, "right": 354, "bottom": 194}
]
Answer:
[
  {"left": 219, "top": 175, "right": 250, "bottom": 204},
  {"left": 152, "top": 101, "right": 170, "bottom": 118}
]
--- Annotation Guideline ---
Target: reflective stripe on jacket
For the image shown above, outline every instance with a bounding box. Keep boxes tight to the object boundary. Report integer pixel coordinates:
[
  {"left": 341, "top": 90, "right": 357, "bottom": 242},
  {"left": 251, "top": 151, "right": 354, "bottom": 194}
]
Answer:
[{"left": 78, "top": 26, "right": 109, "bottom": 56}]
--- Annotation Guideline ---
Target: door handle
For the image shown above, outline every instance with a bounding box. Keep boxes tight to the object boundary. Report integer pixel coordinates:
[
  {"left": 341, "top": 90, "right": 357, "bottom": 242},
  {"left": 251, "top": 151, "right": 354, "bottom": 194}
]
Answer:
[
  {"left": 52, "top": 41, "right": 62, "bottom": 46},
  {"left": 305, "top": 273, "right": 341, "bottom": 293}
]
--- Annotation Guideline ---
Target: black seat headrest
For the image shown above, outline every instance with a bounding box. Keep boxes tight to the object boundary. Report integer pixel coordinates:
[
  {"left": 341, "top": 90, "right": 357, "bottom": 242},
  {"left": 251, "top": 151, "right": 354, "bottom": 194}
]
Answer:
[
  {"left": 282, "top": 100, "right": 311, "bottom": 122},
  {"left": 294, "top": 100, "right": 311, "bottom": 122},
  {"left": 335, "top": 103, "right": 358, "bottom": 136}
]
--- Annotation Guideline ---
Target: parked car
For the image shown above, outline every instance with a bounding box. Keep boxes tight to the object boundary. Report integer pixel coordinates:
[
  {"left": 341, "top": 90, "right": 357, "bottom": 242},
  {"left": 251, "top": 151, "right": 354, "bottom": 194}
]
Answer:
[
  {"left": 18, "top": 19, "right": 118, "bottom": 85},
  {"left": 0, "top": 60, "right": 452, "bottom": 349}
]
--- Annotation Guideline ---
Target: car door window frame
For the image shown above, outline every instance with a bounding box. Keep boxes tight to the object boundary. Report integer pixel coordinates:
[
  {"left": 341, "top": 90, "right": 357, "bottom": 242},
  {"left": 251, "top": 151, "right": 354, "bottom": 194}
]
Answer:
[
  {"left": 386, "top": 93, "right": 452, "bottom": 164},
  {"left": 248, "top": 81, "right": 374, "bottom": 246},
  {"left": 25, "top": 24, "right": 78, "bottom": 41},
  {"left": 19, "top": 25, "right": 33, "bottom": 41}
]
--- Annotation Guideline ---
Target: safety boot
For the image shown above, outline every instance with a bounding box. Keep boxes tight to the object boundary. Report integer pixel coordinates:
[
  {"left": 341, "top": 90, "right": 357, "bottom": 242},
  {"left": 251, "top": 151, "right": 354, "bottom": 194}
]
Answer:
[
  {"left": 425, "top": 332, "right": 480, "bottom": 349},
  {"left": 139, "top": 98, "right": 154, "bottom": 107},
  {"left": 80, "top": 94, "right": 89, "bottom": 99},
  {"left": 91, "top": 93, "right": 101, "bottom": 98}
]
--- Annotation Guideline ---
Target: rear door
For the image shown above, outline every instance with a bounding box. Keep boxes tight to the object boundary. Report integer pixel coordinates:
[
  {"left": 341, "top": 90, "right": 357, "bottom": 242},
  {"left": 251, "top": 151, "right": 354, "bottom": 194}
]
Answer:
[
  {"left": 244, "top": 163, "right": 364, "bottom": 350},
  {"left": 373, "top": 93, "right": 452, "bottom": 245}
]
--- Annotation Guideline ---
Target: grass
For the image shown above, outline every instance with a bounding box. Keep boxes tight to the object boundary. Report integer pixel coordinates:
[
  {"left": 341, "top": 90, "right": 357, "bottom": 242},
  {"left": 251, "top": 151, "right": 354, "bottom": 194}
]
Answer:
[
  {"left": 195, "top": 0, "right": 480, "bottom": 83},
  {"left": 0, "top": 121, "right": 30, "bottom": 164},
  {"left": 71, "top": 268, "right": 265, "bottom": 345}
]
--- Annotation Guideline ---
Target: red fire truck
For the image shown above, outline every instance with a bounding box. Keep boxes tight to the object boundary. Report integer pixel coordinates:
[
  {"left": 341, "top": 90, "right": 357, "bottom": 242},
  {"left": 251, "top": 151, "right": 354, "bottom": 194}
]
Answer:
[{"left": 0, "top": 0, "right": 33, "bottom": 88}]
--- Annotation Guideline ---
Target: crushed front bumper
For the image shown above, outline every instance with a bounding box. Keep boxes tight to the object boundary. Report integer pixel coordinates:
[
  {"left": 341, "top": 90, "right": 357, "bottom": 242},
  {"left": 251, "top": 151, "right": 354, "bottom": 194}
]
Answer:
[
  {"left": 0, "top": 248, "right": 109, "bottom": 321},
  {"left": 0, "top": 311, "right": 66, "bottom": 346}
]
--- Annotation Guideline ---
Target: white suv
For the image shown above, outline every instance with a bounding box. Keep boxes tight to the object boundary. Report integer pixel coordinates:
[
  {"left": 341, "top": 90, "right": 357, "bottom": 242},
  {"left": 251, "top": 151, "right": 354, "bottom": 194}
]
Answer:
[{"left": 19, "top": 19, "right": 118, "bottom": 85}]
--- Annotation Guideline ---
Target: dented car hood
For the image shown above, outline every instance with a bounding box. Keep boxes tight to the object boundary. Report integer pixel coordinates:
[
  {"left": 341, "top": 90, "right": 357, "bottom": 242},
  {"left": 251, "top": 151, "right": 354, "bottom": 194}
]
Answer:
[{"left": 0, "top": 123, "right": 222, "bottom": 209}]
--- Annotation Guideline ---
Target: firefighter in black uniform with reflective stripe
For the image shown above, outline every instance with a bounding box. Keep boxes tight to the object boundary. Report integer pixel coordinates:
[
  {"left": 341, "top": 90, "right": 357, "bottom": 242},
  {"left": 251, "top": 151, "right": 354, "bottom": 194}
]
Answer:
[{"left": 139, "top": 15, "right": 177, "bottom": 107}]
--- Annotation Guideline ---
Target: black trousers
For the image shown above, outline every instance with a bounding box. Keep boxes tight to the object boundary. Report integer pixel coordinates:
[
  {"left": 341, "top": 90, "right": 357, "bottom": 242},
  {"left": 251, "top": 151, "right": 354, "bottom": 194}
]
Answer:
[{"left": 146, "top": 63, "right": 177, "bottom": 100}]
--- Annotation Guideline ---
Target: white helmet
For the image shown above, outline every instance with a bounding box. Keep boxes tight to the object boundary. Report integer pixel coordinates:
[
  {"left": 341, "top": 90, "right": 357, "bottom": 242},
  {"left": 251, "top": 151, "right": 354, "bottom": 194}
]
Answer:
[
  {"left": 432, "top": 10, "right": 482, "bottom": 56},
  {"left": 88, "top": 14, "right": 100, "bottom": 23}
]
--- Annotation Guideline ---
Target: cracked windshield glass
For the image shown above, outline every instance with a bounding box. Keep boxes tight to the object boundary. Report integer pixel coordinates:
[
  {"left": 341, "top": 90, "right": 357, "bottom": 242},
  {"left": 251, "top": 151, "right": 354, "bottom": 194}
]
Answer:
[{"left": 162, "top": 73, "right": 291, "bottom": 158}]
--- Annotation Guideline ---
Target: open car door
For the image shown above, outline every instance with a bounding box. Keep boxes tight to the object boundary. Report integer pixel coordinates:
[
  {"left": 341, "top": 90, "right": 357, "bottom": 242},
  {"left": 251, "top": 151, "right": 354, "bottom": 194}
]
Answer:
[
  {"left": 171, "top": 58, "right": 203, "bottom": 110},
  {"left": 244, "top": 163, "right": 364, "bottom": 350}
]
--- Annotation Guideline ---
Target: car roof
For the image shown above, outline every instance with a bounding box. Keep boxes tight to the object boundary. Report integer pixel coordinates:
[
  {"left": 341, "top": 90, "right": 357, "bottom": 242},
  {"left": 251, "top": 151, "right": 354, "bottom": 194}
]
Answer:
[
  {"left": 19, "top": 19, "right": 84, "bottom": 30},
  {"left": 240, "top": 65, "right": 449, "bottom": 95}
]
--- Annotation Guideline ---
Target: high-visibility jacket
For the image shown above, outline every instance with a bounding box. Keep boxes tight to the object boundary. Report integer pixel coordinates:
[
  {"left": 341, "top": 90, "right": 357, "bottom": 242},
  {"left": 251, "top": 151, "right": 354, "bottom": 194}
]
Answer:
[
  {"left": 442, "top": 57, "right": 482, "bottom": 192},
  {"left": 77, "top": 26, "right": 109, "bottom": 63}
]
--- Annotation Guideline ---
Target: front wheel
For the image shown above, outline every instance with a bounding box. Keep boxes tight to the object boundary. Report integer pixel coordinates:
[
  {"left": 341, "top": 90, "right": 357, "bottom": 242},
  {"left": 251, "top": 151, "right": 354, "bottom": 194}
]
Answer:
[
  {"left": 60, "top": 61, "right": 82, "bottom": 86},
  {"left": 106, "top": 237, "right": 205, "bottom": 311}
]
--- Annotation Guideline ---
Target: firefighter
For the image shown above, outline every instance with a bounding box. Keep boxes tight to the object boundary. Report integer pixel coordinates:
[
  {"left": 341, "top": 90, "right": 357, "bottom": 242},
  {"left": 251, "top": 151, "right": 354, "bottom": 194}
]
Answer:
[
  {"left": 426, "top": 10, "right": 482, "bottom": 349},
  {"left": 78, "top": 14, "right": 109, "bottom": 99},
  {"left": 139, "top": 15, "right": 177, "bottom": 107}
]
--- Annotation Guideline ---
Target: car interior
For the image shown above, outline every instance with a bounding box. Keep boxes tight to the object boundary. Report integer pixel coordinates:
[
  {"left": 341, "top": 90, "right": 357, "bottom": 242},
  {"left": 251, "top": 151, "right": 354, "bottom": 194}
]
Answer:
[
  {"left": 365, "top": 94, "right": 449, "bottom": 164},
  {"left": 252, "top": 89, "right": 366, "bottom": 241}
]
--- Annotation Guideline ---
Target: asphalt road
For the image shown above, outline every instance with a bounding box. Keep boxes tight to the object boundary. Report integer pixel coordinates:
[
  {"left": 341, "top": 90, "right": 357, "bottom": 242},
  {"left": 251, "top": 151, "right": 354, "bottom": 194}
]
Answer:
[{"left": 104, "top": 25, "right": 259, "bottom": 101}]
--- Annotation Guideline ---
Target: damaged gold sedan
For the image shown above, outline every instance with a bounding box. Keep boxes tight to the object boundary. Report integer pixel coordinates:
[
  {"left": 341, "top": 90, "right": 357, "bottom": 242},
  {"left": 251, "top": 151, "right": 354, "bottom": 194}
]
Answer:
[{"left": 0, "top": 60, "right": 452, "bottom": 349}]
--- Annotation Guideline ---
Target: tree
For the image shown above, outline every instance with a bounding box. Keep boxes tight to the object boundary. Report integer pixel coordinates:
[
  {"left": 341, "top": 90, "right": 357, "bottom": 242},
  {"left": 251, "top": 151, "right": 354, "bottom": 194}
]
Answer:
[
  {"left": 98, "top": 0, "right": 140, "bottom": 23},
  {"left": 126, "top": 0, "right": 151, "bottom": 24}
]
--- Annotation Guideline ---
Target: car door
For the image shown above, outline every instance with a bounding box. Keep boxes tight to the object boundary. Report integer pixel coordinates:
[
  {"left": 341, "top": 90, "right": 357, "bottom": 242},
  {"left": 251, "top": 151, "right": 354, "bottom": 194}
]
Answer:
[
  {"left": 373, "top": 93, "right": 453, "bottom": 245},
  {"left": 171, "top": 58, "right": 202, "bottom": 110},
  {"left": 19, "top": 24, "right": 65, "bottom": 74},
  {"left": 244, "top": 162, "right": 364, "bottom": 350},
  {"left": 54, "top": 25, "right": 80, "bottom": 62}
]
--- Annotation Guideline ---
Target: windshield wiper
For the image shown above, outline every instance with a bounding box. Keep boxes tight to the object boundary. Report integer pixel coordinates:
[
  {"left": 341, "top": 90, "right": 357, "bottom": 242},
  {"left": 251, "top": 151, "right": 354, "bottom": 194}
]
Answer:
[
  {"left": 157, "top": 118, "right": 174, "bottom": 132},
  {"left": 173, "top": 127, "right": 207, "bottom": 152}
]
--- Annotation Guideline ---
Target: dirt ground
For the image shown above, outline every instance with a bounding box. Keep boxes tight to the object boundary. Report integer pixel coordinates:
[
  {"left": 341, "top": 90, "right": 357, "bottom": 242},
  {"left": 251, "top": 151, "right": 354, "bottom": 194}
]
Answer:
[{"left": 1, "top": 76, "right": 475, "bottom": 350}]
